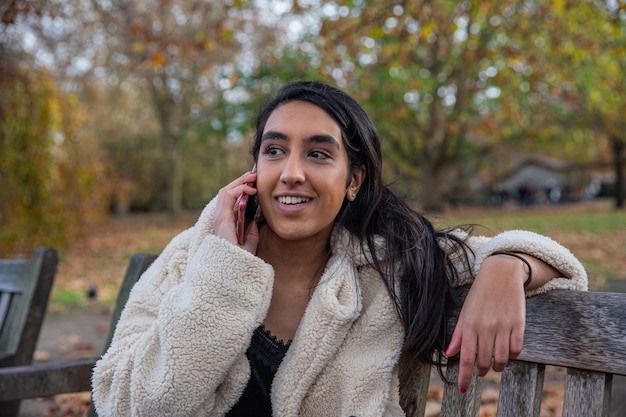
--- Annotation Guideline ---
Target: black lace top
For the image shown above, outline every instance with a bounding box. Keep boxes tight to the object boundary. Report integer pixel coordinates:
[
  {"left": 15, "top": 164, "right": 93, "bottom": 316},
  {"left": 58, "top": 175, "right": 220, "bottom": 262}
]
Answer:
[{"left": 226, "top": 325, "right": 291, "bottom": 416}]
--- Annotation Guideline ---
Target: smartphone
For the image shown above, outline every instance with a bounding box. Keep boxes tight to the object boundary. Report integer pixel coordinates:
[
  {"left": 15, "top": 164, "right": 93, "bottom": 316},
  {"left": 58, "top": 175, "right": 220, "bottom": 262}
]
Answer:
[{"left": 236, "top": 164, "right": 258, "bottom": 245}]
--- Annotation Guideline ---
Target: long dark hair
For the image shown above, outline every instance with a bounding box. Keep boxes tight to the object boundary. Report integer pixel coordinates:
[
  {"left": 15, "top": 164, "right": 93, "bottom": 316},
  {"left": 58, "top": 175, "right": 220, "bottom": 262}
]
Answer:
[{"left": 251, "top": 81, "right": 471, "bottom": 367}]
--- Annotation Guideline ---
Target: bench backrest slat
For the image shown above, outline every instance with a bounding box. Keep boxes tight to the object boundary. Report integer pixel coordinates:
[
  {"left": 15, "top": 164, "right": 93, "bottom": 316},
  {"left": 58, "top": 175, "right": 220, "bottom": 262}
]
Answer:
[
  {"left": 562, "top": 368, "right": 612, "bottom": 417},
  {"left": 497, "top": 361, "right": 544, "bottom": 417},
  {"left": 0, "top": 292, "right": 15, "bottom": 336},
  {"left": 0, "top": 260, "right": 37, "bottom": 358},
  {"left": 441, "top": 364, "right": 482, "bottom": 417},
  {"left": 0, "top": 248, "right": 58, "bottom": 416},
  {"left": 85, "top": 253, "right": 157, "bottom": 417},
  {"left": 0, "top": 248, "right": 58, "bottom": 364},
  {"left": 399, "top": 360, "right": 430, "bottom": 417},
  {"left": 418, "top": 288, "right": 626, "bottom": 417},
  {"left": 100, "top": 253, "right": 158, "bottom": 351},
  {"left": 521, "top": 290, "right": 626, "bottom": 376}
]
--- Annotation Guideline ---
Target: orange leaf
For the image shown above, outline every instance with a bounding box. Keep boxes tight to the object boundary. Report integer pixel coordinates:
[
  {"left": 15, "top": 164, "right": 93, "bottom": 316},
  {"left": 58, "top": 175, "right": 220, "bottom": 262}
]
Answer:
[
  {"left": 149, "top": 52, "right": 166, "bottom": 68},
  {"left": 229, "top": 74, "right": 240, "bottom": 85}
]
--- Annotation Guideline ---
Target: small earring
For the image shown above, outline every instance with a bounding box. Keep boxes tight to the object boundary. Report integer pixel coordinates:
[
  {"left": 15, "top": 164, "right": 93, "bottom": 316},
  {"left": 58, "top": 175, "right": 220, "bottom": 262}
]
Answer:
[{"left": 351, "top": 191, "right": 357, "bottom": 199}]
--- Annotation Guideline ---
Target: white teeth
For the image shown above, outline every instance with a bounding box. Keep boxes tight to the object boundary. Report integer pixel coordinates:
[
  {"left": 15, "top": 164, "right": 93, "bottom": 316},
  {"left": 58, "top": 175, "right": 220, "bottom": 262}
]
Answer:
[{"left": 278, "top": 196, "right": 310, "bottom": 205}]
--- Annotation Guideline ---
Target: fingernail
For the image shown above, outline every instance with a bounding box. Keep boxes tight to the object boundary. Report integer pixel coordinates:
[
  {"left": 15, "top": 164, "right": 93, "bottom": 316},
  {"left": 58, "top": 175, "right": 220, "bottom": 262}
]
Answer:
[{"left": 460, "top": 386, "right": 467, "bottom": 394}]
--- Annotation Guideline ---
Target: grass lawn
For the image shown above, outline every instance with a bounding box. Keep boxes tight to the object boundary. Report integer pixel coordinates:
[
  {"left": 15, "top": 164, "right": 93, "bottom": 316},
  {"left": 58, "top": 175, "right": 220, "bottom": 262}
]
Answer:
[
  {"left": 50, "top": 198, "right": 626, "bottom": 311},
  {"left": 435, "top": 198, "right": 626, "bottom": 290}
]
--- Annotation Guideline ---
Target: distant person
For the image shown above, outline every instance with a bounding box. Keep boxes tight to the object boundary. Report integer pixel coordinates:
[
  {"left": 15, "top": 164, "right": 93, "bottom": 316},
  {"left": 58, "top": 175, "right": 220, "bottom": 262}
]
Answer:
[
  {"left": 92, "top": 81, "right": 587, "bottom": 417},
  {"left": 517, "top": 184, "right": 534, "bottom": 206},
  {"left": 490, "top": 185, "right": 510, "bottom": 206}
]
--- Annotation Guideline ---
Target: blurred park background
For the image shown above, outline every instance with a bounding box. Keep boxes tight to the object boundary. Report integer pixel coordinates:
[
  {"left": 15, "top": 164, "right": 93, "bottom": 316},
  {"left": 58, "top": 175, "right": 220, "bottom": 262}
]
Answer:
[
  {"left": 2, "top": 0, "right": 626, "bottom": 306},
  {"left": 2, "top": 2, "right": 626, "bottom": 416}
]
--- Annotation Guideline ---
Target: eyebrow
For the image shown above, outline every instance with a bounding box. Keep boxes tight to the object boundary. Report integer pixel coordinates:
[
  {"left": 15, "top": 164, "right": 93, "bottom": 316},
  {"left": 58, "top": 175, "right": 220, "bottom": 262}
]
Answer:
[{"left": 261, "top": 130, "right": 341, "bottom": 150}]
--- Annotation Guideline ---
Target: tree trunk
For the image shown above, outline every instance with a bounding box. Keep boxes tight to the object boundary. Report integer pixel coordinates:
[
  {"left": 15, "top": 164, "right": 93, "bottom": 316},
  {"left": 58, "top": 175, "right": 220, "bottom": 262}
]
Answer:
[
  {"left": 612, "top": 137, "right": 624, "bottom": 209},
  {"left": 420, "top": 168, "right": 447, "bottom": 212},
  {"left": 167, "top": 134, "right": 183, "bottom": 218}
]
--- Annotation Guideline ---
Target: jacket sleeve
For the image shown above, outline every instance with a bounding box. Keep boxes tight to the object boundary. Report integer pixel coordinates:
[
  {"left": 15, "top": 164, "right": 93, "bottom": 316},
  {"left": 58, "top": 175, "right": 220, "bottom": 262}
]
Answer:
[
  {"left": 447, "top": 229, "right": 588, "bottom": 295},
  {"left": 91, "top": 229, "right": 274, "bottom": 417}
]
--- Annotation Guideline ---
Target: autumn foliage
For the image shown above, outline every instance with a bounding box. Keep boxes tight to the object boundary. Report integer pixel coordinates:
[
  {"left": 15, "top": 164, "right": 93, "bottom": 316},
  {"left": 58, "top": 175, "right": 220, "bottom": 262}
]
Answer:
[
  {"left": 0, "top": 59, "right": 109, "bottom": 257},
  {"left": 1, "top": 0, "right": 624, "bottom": 259}
]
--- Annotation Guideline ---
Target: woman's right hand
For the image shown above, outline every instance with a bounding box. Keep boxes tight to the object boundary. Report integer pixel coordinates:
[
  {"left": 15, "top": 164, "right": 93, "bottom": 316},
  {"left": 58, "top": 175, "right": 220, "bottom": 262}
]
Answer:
[{"left": 214, "top": 170, "right": 259, "bottom": 253}]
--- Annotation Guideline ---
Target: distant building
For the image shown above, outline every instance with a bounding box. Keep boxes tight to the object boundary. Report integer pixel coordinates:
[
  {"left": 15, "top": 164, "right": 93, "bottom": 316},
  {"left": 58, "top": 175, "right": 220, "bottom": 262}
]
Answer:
[{"left": 488, "top": 155, "right": 602, "bottom": 205}]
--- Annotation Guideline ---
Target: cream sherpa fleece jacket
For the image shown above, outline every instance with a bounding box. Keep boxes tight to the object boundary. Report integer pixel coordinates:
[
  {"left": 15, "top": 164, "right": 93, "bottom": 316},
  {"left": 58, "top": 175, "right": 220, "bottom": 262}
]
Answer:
[{"left": 92, "top": 198, "right": 587, "bottom": 417}]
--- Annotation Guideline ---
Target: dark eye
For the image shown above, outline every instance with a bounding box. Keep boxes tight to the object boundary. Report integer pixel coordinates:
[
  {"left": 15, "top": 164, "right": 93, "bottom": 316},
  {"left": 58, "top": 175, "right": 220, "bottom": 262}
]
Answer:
[
  {"left": 263, "top": 145, "right": 284, "bottom": 156},
  {"left": 310, "top": 150, "right": 330, "bottom": 159}
]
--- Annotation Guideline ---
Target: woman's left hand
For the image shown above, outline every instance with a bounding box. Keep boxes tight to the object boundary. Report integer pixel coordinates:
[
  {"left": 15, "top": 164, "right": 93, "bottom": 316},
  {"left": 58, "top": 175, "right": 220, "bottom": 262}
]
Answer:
[{"left": 445, "top": 255, "right": 528, "bottom": 393}]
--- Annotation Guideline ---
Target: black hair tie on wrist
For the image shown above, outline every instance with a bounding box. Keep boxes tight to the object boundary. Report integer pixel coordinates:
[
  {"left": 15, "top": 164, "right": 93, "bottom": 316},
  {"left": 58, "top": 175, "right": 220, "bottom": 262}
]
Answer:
[{"left": 488, "top": 250, "right": 533, "bottom": 288}]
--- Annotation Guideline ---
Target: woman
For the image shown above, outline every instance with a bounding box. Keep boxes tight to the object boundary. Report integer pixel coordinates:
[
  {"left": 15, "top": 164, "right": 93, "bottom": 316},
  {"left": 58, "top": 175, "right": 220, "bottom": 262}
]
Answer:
[{"left": 92, "top": 81, "right": 587, "bottom": 417}]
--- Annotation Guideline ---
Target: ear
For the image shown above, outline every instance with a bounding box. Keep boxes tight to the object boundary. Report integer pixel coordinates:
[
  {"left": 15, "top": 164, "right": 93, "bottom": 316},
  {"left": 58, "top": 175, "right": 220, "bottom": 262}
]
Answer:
[{"left": 346, "top": 165, "right": 366, "bottom": 201}]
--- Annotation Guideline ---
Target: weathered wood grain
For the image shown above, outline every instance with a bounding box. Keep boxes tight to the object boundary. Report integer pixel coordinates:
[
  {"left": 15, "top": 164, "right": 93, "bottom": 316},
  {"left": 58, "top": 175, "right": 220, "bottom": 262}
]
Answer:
[
  {"left": 0, "top": 248, "right": 58, "bottom": 417},
  {"left": 497, "top": 361, "right": 545, "bottom": 417},
  {"left": 441, "top": 364, "right": 482, "bottom": 417},
  {"left": 399, "top": 360, "right": 431, "bottom": 417},
  {"left": 562, "top": 368, "right": 612, "bottom": 417},
  {"left": 437, "top": 288, "right": 625, "bottom": 417},
  {"left": 0, "top": 357, "right": 96, "bottom": 401},
  {"left": 520, "top": 290, "right": 626, "bottom": 376}
]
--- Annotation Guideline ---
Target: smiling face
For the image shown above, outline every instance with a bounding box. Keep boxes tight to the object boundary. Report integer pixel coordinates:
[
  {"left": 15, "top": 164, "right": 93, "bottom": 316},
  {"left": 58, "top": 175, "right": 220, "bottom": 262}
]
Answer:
[{"left": 256, "top": 101, "right": 365, "bottom": 245}]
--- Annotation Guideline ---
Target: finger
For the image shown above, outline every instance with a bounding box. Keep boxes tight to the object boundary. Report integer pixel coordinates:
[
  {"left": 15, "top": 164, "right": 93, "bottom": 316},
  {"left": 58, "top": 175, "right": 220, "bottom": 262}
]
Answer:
[
  {"left": 214, "top": 171, "right": 258, "bottom": 243},
  {"left": 509, "top": 323, "right": 524, "bottom": 360},
  {"left": 445, "top": 320, "right": 463, "bottom": 358},
  {"left": 217, "top": 174, "right": 258, "bottom": 212},
  {"left": 220, "top": 171, "right": 257, "bottom": 194},
  {"left": 457, "top": 331, "right": 477, "bottom": 393},
  {"left": 475, "top": 332, "right": 495, "bottom": 376},
  {"left": 243, "top": 221, "right": 260, "bottom": 253},
  {"left": 228, "top": 173, "right": 258, "bottom": 199},
  {"left": 492, "top": 331, "right": 511, "bottom": 372}
]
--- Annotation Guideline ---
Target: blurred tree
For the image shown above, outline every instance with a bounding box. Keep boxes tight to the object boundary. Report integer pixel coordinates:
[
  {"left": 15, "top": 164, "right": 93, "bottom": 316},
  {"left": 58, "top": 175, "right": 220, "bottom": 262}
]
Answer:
[
  {"left": 484, "top": 0, "right": 625, "bottom": 207},
  {"left": 2, "top": 0, "right": 300, "bottom": 215},
  {"left": 0, "top": 58, "right": 108, "bottom": 256},
  {"left": 547, "top": 0, "right": 626, "bottom": 208},
  {"left": 0, "top": 2, "right": 108, "bottom": 256},
  {"left": 6, "top": 0, "right": 623, "bottom": 217},
  {"left": 310, "top": 0, "right": 533, "bottom": 210},
  {"left": 278, "top": 0, "right": 624, "bottom": 210},
  {"left": 79, "top": 80, "right": 164, "bottom": 213},
  {"left": 89, "top": 0, "right": 283, "bottom": 217}
]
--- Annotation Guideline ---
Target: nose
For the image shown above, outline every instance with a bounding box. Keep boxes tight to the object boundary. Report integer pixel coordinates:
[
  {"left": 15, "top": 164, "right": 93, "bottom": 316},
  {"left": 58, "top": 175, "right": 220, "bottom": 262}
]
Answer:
[{"left": 280, "top": 154, "right": 305, "bottom": 185}]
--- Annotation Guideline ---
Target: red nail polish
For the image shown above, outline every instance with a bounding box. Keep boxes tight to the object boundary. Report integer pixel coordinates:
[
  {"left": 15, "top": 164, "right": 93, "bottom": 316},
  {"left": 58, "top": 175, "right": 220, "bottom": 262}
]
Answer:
[{"left": 460, "top": 386, "right": 467, "bottom": 394}]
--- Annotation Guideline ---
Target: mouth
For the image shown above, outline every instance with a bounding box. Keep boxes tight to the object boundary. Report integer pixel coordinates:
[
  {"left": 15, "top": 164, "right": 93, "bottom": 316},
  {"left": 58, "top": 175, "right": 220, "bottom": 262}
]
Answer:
[{"left": 277, "top": 196, "right": 311, "bottom": 205}]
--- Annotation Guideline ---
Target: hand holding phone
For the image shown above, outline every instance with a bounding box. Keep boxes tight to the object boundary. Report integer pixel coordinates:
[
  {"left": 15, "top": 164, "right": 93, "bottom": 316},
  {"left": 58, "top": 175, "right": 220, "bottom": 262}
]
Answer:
[{"left": 236, "top": 165, "right": 258, "bottom": 245}]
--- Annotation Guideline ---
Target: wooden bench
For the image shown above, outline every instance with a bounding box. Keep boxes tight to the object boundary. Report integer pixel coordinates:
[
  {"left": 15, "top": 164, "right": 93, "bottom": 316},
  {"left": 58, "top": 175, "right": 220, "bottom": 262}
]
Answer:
[
  {"left": 0, "top": 247, "right": 59, "bottom": 416},
  {"left": 0, "top": 252, "right": 156, "bottom": 417},
  {"left": 400, "top": 289, "right": 626, "bottom": 417},
  {"left": 1, "top": 251, "right": 625, "bottom": 417}
]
